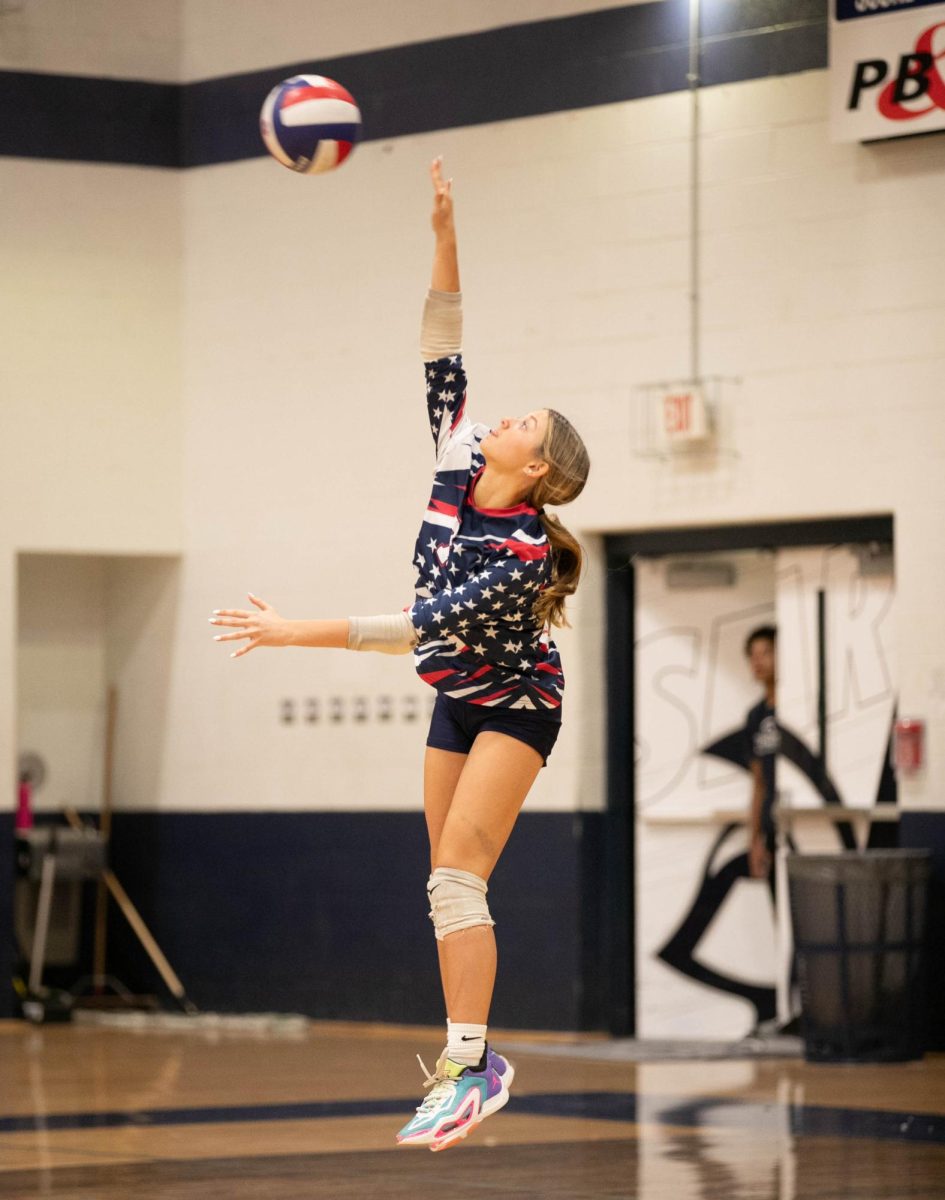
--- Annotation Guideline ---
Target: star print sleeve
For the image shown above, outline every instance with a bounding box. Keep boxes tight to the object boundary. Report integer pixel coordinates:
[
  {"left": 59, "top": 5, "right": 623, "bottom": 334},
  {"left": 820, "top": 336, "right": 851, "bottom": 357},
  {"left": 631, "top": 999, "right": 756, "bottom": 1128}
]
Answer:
[
  {"left": 424, "top": 355, "right": 469, "bottom": 459},
  {"left": 408, "top": 552, "right": 546, "bottom": 639}
]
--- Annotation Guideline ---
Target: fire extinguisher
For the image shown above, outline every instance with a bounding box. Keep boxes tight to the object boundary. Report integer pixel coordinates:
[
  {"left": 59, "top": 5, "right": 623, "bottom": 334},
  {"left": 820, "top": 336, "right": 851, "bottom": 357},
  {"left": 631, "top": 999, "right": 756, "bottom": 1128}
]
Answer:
[{"left": 893, "top": 718, "right": 925, "bottom": 774}]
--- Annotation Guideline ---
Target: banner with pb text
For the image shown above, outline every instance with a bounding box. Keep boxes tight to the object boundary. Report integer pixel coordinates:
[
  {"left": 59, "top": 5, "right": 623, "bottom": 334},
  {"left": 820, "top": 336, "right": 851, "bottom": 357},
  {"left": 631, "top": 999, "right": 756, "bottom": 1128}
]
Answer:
[{"left": 830, "top": 1, "right": 945, "bottom": 141}]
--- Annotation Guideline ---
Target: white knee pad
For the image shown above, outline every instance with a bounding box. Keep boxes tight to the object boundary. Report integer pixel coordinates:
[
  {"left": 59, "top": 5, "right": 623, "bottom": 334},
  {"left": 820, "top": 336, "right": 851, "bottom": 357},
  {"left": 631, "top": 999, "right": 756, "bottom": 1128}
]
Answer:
[{"left": 427, "top": 867, "right": 494, "bottom": 941}]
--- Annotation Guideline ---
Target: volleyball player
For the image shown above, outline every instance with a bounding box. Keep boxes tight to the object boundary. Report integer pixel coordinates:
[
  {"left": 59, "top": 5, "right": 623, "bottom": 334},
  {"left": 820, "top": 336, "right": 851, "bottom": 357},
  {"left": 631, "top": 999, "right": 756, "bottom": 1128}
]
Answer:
[{"left": 210, "top": 158, "right": 590, "bottom": 1151}]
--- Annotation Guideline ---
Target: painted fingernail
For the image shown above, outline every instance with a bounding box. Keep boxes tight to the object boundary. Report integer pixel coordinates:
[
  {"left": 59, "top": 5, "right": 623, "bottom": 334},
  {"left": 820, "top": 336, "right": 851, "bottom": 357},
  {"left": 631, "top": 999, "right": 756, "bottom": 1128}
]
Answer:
[{"left": 213, "top": 636, "right": 222, "bottom": 641}]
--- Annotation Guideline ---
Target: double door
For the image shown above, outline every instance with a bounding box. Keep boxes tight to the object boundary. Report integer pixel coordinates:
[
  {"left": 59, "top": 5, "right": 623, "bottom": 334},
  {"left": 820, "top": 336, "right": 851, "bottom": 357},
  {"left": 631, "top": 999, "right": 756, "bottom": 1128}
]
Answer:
[{"left": 634, "top": 541, "right": 896, "bottom": 1039}]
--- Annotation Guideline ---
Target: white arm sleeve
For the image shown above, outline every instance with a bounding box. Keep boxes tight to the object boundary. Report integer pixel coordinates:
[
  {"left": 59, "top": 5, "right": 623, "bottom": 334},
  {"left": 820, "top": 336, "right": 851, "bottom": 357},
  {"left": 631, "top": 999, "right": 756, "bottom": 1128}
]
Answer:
[
  {"left": 420, "top": 289, "right": 462, "bottom": 360},
  {"left": 346, "top": 612, "right": 417, "bottom": 655}
]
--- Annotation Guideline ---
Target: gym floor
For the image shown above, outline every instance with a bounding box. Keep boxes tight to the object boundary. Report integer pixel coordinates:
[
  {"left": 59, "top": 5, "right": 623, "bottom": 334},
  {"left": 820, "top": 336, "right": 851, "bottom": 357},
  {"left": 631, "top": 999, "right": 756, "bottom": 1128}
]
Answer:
[{"left": 0, "top": 1020, "right": 943, "bottom": 1198}]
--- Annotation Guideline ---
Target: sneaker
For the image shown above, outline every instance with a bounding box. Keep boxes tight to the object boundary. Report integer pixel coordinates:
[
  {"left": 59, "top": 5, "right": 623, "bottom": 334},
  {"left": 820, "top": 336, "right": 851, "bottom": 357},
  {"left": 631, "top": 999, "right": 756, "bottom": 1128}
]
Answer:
[
  {"left": 396, "top": 1047, "right": 510, "bottom": 1152},
  {"left": 488, "top": 1046, "right": 515, "bottom": 1091}
]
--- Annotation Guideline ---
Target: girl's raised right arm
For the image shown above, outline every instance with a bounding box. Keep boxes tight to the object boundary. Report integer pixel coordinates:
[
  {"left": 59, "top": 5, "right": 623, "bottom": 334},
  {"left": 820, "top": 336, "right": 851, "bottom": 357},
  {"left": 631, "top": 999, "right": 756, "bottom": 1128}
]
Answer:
[
  {"left": 421, "top": 159, "right": 468, "bottom": 457},
  {"left": 429, "top": 156, "right": 459, "bottom": 293}
]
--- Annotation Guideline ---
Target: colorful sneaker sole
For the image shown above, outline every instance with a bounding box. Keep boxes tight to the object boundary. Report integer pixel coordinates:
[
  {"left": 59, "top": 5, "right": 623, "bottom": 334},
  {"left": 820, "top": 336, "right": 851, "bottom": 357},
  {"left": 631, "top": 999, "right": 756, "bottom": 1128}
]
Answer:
[
  {"left": 396, "top": 1048, "right": 516, "bottom": 1151},
  {"left": 428, "top": 1077, "right": 510, "bottom": 1153}
]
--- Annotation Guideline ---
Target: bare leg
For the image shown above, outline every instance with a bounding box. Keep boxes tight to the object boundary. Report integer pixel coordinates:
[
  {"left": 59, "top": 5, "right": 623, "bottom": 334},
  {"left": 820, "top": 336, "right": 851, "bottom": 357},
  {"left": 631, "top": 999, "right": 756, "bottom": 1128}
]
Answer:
[
  {"left": 425, "top": 747, "right": 482, "bottom": 1023},
  {"left": 430, "top": 733, "right": 543, "bottom": 1026},
  {"left": 423, "top": 746, "right": 467, "bottom": 871}
]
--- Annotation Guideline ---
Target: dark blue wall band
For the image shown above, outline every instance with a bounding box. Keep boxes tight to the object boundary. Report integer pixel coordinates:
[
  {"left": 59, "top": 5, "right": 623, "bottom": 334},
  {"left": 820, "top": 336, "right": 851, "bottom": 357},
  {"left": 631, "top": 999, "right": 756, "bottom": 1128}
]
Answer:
[
  {"left": 0, "top": 812, "right": 13, "bottom": 1019},
  {"left": 0, "top": 71, "right": 180, "bottom": 166},
  {"left": 0, "top": 1, "right": 827, "bottom": 168},
  {"left": 900, "top": 812, "right": 945, "bottom": 1051},
  {"left": 97, "top": 810, "right": 604, "bottom": 1031}
]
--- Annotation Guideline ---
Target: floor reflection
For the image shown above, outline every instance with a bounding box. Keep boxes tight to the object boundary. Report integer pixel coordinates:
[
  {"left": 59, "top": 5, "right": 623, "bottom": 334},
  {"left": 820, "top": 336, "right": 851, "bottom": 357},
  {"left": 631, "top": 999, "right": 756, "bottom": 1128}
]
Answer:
[
  {"left": 634, "top": 1092, "right": 944, "bottom": 1200},
  {"left": 0, "top": 1025, "right": 942, "bottom": 1199}
]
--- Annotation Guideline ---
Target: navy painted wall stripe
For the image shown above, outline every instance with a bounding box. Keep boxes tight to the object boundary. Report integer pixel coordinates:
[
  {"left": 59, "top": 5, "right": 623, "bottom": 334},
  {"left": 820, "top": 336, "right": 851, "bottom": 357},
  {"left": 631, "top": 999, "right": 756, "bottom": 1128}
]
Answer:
[
  {"left": 0, "top": 1, "right": 827, "bottom": 169},
  {"left": 96, "top": 811, "right": 605, "bottom": 1031},
  {"left": 900, "top": 812, "right": 945, "bottom": 1051},
  {"left": 0, "top": 70, "right": 180, "bottom": 166},
  {"left": 9, "top": 809, "right": 605, "bottom": 1030},
  {"left": 0, "top": 812, "right": 13, "bottom": 1019},
  {"left": 2, "top": 1090, "right": 942, "bottom": 1143}
]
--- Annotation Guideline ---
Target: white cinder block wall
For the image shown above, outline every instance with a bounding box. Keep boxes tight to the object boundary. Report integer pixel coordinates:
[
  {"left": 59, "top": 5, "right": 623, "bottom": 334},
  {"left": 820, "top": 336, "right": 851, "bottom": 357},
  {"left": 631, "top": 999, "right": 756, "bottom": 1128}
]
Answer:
[
  {"left": 4, "top": 1, "right": 945, "bottom": 834},
  {"left": 175, "top": 69, "right": 945, "bottom": 817},
  {"left": 1, "top": 163, "right": 183, "bottom": 817}
]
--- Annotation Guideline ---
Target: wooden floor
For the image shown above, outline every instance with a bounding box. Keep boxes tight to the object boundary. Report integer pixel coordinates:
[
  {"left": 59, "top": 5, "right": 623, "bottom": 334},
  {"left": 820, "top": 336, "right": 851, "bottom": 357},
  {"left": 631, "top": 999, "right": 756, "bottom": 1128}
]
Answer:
[{"left": 1, "top": 1018, "right": 944, "bottom": 1199}]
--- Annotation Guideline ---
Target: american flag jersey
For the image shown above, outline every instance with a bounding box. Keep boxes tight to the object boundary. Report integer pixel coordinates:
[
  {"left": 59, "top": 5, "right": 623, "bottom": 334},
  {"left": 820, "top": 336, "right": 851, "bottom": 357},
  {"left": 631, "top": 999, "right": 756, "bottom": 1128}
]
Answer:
[{"left": 408, "top": 354, "right": 564, "bottom": 713}]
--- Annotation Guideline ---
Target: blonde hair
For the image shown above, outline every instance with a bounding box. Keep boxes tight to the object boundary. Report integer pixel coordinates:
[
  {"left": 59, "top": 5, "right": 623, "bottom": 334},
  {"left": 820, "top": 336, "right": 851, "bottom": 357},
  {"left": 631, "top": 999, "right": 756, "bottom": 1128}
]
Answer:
[{"left": 528, "top": 409, "right": 590, "bottom": 628}]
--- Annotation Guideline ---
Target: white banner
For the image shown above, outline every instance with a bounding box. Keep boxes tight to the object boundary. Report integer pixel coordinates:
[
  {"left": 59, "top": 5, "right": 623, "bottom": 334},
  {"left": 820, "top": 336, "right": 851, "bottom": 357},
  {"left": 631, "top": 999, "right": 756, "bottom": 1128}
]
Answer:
[{"left": 830, "top": 0, "right": 945, "bottom": 142}]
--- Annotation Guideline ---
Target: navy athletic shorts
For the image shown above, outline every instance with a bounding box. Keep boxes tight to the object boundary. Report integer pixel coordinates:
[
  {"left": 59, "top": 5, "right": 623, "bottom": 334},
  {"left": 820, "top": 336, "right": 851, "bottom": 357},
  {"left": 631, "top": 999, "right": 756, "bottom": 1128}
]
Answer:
[{"left": 426, "top": 692, "right": 562, "bottom": 765}]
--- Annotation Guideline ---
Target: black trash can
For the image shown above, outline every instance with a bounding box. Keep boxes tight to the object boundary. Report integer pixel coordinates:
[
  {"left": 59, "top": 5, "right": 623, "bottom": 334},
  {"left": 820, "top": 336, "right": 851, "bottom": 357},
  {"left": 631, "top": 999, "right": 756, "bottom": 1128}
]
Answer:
[{"left": 787, "top": 850, "right": 931, "bottom": 1063}]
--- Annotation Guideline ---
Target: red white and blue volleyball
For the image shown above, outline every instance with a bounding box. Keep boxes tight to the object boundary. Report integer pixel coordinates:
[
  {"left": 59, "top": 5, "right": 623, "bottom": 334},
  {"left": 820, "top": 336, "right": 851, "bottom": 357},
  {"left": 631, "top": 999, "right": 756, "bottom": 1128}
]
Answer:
[{"left": 260, "top": 75, "right": 362, "bottom": 174}]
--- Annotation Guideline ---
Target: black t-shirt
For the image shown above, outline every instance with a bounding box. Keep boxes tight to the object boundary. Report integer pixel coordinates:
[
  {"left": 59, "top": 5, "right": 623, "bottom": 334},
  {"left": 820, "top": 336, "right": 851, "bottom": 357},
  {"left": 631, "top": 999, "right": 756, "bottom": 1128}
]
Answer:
[{"left": 745, "top": 698, "right": 779, "bottom": 837}]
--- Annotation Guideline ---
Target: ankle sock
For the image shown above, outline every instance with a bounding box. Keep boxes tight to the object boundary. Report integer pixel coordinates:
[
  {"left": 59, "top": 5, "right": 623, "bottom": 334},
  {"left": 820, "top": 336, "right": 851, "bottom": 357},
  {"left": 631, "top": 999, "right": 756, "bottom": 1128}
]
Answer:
[{"left": 446, "top": 1019, "right": 487, "bottom": 1068}]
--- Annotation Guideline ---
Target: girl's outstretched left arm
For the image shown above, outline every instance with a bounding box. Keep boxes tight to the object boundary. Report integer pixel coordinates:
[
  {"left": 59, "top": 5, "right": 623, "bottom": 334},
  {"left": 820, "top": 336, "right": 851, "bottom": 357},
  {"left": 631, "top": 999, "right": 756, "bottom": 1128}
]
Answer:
[
  {"left": 211, "top": 595, "right": 416, "bottom": 658},
  {"left": 210, "top": 594, "right": 347, "bottom": 658}
]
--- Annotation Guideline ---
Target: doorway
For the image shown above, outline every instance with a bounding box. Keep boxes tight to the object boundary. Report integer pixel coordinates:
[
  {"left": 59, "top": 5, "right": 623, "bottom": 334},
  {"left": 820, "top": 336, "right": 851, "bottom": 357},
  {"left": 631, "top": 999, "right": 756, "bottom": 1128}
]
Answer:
[{"left": 603, "top": 516, "right": 896, "bottom": 1038}]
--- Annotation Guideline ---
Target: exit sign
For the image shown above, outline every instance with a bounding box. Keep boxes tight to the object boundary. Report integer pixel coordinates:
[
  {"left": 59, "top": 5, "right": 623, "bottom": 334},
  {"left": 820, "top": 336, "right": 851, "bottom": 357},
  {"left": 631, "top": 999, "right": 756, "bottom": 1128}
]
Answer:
[{"left": 661, "top": 388, "right": 709, "bottom": 445}]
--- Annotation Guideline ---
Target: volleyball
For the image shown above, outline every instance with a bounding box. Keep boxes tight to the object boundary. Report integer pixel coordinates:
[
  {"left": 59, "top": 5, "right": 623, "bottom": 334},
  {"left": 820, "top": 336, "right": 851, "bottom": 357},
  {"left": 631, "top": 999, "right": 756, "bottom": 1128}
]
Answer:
[{"left": 259, "top": 75, "right": 362, "bottom": 174}]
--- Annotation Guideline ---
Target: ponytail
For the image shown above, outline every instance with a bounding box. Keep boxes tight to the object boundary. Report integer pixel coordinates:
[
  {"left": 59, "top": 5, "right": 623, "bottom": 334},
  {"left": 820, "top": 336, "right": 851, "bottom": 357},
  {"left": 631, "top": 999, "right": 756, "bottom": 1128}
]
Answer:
[
  {"left": 534, "top": 510, "right": 583, "bottom": 628},
  {"left": 528, "top": 409, "right": 590, "bottom": 629}
]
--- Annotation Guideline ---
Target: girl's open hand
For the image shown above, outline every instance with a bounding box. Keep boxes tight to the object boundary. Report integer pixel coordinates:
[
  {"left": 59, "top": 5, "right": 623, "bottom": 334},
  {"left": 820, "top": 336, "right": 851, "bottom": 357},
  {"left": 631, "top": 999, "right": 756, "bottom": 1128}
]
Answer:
[
  {"left": 209, "top": 593, "right": 291, "bottom": 658},
  {"left": 430, "top": 156, "right": 454, "bottom": 236}
]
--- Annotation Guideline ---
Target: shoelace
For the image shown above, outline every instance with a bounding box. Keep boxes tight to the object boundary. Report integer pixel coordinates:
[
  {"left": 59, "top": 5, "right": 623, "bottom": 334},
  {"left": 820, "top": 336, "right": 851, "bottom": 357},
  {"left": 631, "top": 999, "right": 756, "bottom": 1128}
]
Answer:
[{"left": 413, "top": 1053, "right": 455, "bottom": 1113}]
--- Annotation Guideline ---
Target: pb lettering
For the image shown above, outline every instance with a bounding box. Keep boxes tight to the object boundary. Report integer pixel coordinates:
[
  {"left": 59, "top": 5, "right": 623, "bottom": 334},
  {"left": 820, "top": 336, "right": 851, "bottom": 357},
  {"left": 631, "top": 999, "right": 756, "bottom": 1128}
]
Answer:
[
  {"left": 847, "top": 22, "right": 945, "bottom": 120},
  {"left": 848, "top": 53, "right": 933, "bottom": 108}
]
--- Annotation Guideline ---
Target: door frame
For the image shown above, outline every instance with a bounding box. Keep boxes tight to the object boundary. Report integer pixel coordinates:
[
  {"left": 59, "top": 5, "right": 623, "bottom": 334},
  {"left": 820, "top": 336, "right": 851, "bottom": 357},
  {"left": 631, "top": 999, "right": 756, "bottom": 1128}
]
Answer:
[{"left": 602, "top": 514, "right": 894, "bottom": 1036}]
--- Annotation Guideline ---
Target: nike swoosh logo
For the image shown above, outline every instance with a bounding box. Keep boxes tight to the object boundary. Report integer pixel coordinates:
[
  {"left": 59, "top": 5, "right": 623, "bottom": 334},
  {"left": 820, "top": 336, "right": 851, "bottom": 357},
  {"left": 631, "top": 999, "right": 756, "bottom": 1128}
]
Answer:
[{"left": 461, "top": 1035, "right": 480, "bottom": 1041}]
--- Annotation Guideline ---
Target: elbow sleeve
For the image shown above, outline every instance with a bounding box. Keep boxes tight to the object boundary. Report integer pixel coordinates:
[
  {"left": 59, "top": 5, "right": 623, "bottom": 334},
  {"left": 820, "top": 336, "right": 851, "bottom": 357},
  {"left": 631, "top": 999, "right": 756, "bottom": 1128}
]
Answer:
[
  {"left": 420, "top": 289, "right": 462, "bottom": 359},
  {"left": 346, "top": 612, "right": 417, "bottom": 655}
]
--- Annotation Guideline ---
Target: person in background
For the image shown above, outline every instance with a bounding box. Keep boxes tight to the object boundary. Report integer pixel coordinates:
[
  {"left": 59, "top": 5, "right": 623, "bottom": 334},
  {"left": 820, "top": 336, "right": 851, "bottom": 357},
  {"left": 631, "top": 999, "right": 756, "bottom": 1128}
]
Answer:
[{"left": 745, "top": 625, "right": 779, "bottom": 881}]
